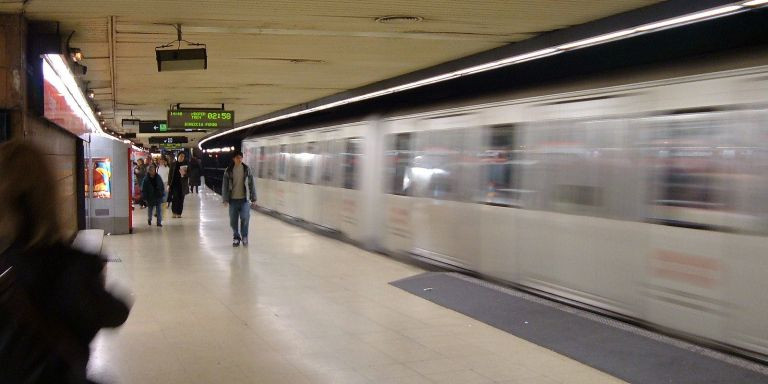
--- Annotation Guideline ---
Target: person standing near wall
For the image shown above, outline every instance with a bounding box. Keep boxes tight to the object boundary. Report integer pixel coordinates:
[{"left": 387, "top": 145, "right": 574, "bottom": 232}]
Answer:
[
  {"left": 222, "top": 151, "right": 257, "bottom": 247},
  {"left": 167, "top": 152, "right": 189, "bottom": 218}
]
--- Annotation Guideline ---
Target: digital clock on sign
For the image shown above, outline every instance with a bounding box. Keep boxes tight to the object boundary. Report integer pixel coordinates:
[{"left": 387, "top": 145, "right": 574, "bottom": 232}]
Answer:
[{"left": 167, "top": 110, "right": 235, "bottom": 129}]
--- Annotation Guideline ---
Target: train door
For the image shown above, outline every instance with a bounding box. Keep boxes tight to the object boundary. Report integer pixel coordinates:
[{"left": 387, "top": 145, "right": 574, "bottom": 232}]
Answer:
[
  {"left": 274, "top": 139, "right": 290, "bottom": 214},
  {"left": 639, "top": 112, "right": 730, "bottom": 341},
  {"left": 317, "top": 130, "right": 342, "bottom": 231},
  {"left": 722, "top": 109, "right": 768, "bottom": 355},
  {"left": 339, "top": 125, "right": 366, "bottom": 241},
  {"left": 253, "top": 144, "right": 268, "bottom": 210},
  {"left": 475, "top": 123, "right": 527, "bottom": 280},
  {"left": 263, "top": 141, "right": 278, "bottom": 211},
  {"left": 410, "top": 114, "right": 483, "bottom": 269},
  {"left": 381, "top": 120, "right": 416, "bottom": 254},
  {"left": 284, "top": 136, "right": 305, "bottom": 218},
  {"left": 301, "top": 138, "right": 321, "bottom": 224}
]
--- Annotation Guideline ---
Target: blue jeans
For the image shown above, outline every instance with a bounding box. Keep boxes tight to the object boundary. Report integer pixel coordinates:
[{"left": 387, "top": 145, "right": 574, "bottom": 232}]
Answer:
[
  {"left": 147, "top": 201, "right": 162, "bottom": 224},
  {"left": 229, "top": 199, "right": 250, "bottom": 239}
]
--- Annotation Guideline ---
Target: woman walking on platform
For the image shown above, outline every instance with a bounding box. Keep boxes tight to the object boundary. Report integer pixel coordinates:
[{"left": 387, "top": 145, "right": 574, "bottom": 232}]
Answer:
[{"left": 167, "top": 152, "right": 189, "bottom": 218}]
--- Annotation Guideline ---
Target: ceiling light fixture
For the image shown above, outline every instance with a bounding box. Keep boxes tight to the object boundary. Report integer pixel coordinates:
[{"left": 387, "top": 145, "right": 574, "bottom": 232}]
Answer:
[
  {"left": 200, "top": 2, "right": 760, "bottom": 149},
  {"left": 69, "top": 47, "right": 84, "bottom": 63},
  {"left": 156, "top": 24, "right": 207, "bottom": 72},
  {"left": 375, "top": 15, "right": 424, "bottom": 24}
]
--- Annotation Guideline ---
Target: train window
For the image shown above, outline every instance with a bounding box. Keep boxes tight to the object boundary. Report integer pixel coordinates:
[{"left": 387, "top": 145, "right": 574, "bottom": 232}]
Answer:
[
  {"left": 523, "top": 120, "right": 619, "bottom": 217},
  {"left": 277, "top": 144, "right": 288, "bottom": 181},
  {"left": 305, "top": 142, "right": 319, "bottom": 184},
  {"left": 473, "top": 125, "right": 529, "bottom": 207},
  {"left": 385, "top": 133, "right": 413, "bottom": 195},
  {"left": 643, "top": 115, "right": 734, "bottom": 230},
  {"left": 289, "top": 143, "right": 302, "bottom": 182},
  {"left": 411, "top": 129, "right": 465, "bottom": 201},
  {"left": 342, "top": 137, "right": 363, "bottom": 189}
]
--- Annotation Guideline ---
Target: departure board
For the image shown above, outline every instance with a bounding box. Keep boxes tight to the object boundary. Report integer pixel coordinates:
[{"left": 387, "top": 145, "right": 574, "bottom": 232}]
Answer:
[{"left": 167, "top": 110, "right": 234, "bottom": 129}]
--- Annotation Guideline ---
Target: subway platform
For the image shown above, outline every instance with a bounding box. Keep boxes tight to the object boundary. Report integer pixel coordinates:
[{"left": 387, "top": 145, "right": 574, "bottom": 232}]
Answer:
[{"left": 87, "top": 189, "right": 766, "bottom": 384}]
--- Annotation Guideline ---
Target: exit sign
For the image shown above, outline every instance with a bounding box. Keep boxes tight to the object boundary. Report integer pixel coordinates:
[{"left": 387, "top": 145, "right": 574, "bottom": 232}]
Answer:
[
  {"left": 138, "top": 121, "right": 168, "bottom": 133},
  {"left": 167, "top": 110, "right": 234, "bottom": 129}
]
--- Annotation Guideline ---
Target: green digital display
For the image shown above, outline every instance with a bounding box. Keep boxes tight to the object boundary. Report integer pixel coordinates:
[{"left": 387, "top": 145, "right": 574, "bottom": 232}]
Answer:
[{"left": 167, "top": 110, "right": 234, "bottom": 129}]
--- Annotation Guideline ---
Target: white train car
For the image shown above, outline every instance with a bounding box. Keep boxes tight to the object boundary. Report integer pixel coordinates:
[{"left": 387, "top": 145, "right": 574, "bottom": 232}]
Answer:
[{"left": 244, "top": 65, "right": 768, "bottom": 358}]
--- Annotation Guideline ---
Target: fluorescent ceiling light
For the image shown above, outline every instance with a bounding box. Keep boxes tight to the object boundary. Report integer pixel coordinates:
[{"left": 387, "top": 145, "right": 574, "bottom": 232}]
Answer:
[
  {"left": 636, "top": 5, "right": 742, "bottom": 31},
  {"left": 200, "top": 2, "right": 755, "bottom": 149},
  {"left": 43, "top": 54, "right": 109, "bottom": 138},
  {"left": 44, "top": 55, "right": 123, "bottom": 142},
  {"left": 558, "top": 30, "right": 636, "bottom": 50}
]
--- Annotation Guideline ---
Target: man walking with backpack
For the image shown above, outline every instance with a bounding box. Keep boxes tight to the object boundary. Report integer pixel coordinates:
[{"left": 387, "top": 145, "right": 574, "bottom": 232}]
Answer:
[{"left": 222, "top": 151, "right": 256, "bottom": 247}]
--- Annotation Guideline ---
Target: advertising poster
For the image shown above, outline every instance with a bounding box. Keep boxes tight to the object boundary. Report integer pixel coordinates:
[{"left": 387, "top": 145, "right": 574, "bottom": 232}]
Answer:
[{"left": 91, "top": 157, "right": 112, "bottom": 199}]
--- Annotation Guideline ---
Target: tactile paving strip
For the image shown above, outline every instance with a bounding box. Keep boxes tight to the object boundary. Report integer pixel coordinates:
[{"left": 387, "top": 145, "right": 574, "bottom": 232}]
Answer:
[{"left": 391, "top": 272, "right": 768, "bottom": 384}]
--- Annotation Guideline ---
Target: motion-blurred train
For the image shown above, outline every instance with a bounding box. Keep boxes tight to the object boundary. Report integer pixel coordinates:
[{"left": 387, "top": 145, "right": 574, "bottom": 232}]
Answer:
[{"left": 242, "top": 64, "right": 768, "bottom": 359}]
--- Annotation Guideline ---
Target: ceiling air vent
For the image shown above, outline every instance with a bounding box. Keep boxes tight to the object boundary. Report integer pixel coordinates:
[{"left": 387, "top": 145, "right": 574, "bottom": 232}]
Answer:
[{"left": 375, "top": 15, "right": 424, "bottom": 24}]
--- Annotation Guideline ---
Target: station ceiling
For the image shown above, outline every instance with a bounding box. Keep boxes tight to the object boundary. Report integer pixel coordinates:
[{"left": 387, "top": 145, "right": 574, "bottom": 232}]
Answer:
[{"left": 1, "top": 0, "right": 660, "bottom": 146}]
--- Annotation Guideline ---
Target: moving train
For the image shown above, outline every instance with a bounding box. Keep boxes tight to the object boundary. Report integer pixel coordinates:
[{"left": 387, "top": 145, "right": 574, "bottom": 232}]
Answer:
[{"left": 242, "top": 64, "right": 768, "bottom": 359}]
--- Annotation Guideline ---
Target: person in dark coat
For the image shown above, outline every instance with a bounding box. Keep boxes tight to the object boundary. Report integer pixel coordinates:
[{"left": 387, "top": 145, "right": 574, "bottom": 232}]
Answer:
[
  {"left": 0, "top": 140, "right": 131, "bottom": 384},
  {"left": 141, "top": 164, "right": 165, "bottom": 227},
  {"left": 167, "top": 152, "right": 189, "bottom": 218},
  {"left": 188, "top": 156, "right": 202, "bottom": 194}
]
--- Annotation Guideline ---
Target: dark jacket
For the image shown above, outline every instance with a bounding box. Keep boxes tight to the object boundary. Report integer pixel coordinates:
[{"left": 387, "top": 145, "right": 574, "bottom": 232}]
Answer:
[
  {"left": 141, "top": 174, "right": 165, "bottom": 204},
  {"left": 0, "top": 243, "right": 130, "bottom": 383},
  {"left": 188, "top": 159, "right": 201, "bottom": 187},
  {"left": 167, "top": 161, "right": 189, "bottom": 197},
  {"left": 222, "top": 163, "right": 256, "bottom": 202}
]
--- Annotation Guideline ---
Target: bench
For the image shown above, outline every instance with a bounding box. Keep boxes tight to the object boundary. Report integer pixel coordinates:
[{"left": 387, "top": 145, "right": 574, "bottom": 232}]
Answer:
[{"left": 71, "top": 229, "right": 105, "bottom": 256}]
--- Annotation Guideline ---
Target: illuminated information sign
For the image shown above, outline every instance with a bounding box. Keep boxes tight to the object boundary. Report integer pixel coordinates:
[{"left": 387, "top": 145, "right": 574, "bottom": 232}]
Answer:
[
  {"left": 148, "top": 136, "right": 188, "bottom": 144},
  {"left": 167, "top": 110, "right": 234, "bottom": 129},
  {"left": 139, "top": 121, "right": 168, "bottom": 133}
]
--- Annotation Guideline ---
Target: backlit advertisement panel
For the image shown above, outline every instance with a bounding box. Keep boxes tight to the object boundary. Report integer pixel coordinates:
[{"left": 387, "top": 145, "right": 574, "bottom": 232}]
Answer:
[{"left": 42, "top": 56, "right": 96, "bottom": 140}]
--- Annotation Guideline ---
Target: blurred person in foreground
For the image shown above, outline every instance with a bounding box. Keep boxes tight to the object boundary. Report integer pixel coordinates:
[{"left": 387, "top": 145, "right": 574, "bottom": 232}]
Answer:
[
  {"left": 222, "top": 150, "right": 257, "bottom": 247},
  {"left": 0, "top": 140, "right": 131, "bottom": 384}
]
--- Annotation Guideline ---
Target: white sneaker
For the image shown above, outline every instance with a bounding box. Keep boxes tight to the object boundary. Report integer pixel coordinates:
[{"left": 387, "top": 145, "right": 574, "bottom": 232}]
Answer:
[{"left": 242, "top": 237, "right": 248, "bottom": 246}]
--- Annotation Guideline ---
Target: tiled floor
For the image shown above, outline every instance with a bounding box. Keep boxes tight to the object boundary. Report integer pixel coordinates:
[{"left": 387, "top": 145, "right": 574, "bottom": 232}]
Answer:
[{"left": 88, "top": 189, "right": 627, "bottom": 383}]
